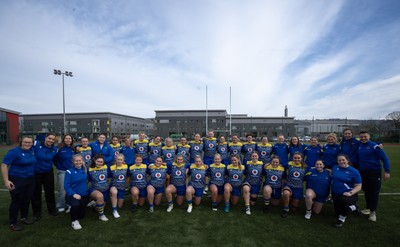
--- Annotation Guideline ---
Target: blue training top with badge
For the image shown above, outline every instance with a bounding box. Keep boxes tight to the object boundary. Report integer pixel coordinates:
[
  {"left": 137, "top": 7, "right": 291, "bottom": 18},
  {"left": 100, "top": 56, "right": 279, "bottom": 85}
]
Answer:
[
  {"left": 208, "top": 163, "right": 226, "bottom": 186},
  {"left": 168, "top": 162, "right": 188, "bottom": 187},
  {"left": 109, "top": 164, "right": 129, "bottom": 190},
  {"left": 226, "top": 164, "right": 244, "bottom": 188},
  {"left": 188, "top": 164, "right": 207, "bottom": 188},
  {"left": 331, "top": 165, "right": 361, "bottom": 196},
  {"left": 128, "top": 164, "right": 147, "bottom": 189},
  {"left": 2, "top": 146, "right": 37, "bottom": 178},
  {"left": 305, "top": 169, "right": 331, "bottom": 198},
  {"left": 148, "top": 164, "right": 167, "bottom": 188},
  {"left": 244, "top": 160, "right": 263, "bottom": 186},
  {"left": 304, "top": 144, "right": 323, "bottom": 170},
  {"left": 264, "top": 164, "right": 285, "bottom": 189},
  {"left": 88, "top": 165, "right": 110, "bottom": 193},
  {"left": 286, "top": 161, "right": 306, "bottom": 189}
]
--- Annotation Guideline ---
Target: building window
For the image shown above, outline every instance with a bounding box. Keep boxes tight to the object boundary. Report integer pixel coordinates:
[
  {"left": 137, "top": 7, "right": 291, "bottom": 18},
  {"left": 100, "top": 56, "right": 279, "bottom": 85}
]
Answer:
[
  {"left": 69, "top": 121, "right": 77, "bottom": 125},
  {"left": 212, "top": 119, "right": 217, "bottom": 123},
  {"left": 41, "top": 122, "right": 48, "bottom": 126},
  {"left": 93, "top": 120, "right": 100, "bottom": 126},
  {"left": 70, "top": 128, "right": 77, "bottom": 132},
  {"left": 159, "top": 120, "right": 170, "bottom": 124}
]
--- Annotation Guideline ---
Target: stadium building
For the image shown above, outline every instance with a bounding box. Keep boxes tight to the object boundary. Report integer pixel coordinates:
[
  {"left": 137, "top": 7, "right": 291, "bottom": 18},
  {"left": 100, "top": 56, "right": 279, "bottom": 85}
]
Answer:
[{"left": 0, "top": 107, "right": 20, "bottom": 145}]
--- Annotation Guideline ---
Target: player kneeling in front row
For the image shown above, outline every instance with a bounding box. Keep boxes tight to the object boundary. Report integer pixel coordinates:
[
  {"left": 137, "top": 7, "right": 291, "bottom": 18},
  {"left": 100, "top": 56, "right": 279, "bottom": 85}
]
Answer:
[
  {"left": 186, "top": 156, "right": 208, "bottom": 213},
  {"left": 263, "top": 156, "right": 285, "bottom": 212}
]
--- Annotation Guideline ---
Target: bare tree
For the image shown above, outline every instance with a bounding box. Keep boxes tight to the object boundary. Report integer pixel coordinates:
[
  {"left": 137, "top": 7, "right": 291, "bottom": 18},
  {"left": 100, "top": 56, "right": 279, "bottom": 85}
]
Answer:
[{"left": 386, "top": 111, "right": 400, "bottom": 129}]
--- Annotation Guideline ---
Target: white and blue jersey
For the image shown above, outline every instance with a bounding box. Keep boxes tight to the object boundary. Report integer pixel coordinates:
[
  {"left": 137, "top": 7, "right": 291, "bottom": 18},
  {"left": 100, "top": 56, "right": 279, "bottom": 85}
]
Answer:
[
  {"left": 88, "top": 165, "right": 110, "bottom": 193},
  {"left": 128, "top": 164, "right": 147, "bottom": 189},
  {"left": 257, "top": 143, "right": 273, "bottom": 165},
  {"left": 167, "top": 162, "right": 189, "bottom": 187},
  {"left": 176, "top": 144, "right": 191, "bottom": 163},
  {"left": 243, "top": 160, "right": 264, "bottom": 186},
  {"left": 264, "top": 164, "right": 285, "bottom": 189},
  {"left": 188, "top": 164, "right": 208, "bottom": 189},
  {"left": 149, "top": 142, "right": 163, "bottom": 164},
  {"left": 109, "top": 164, "right": 129, "bottom": 191},
  {"left": 285, "top": 161, "right": 306, "bottom": 189},
  {"left": 208, "top": 163, "right": 226, "bottom": 186},
  {"left": 225, "top": 165, "right": 244, "bottom": 188},
  {"left": 148, "top": 164, "right": 167, "bottom": 188}
]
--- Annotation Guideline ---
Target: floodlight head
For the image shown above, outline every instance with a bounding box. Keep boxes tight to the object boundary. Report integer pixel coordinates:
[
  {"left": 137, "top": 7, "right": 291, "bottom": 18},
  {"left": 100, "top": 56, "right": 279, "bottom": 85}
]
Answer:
[
  {"left": 57, "top": 70, "right": 61, "bottom": 75},
  {"left": 53, "top": 69, "right": 58, "bottom": 75},
  {"left": 65, "top": 71, "right": 69, "bottom": 75},
  {"left": 69, "top": 72, "right": 73, "bottom": 77}
]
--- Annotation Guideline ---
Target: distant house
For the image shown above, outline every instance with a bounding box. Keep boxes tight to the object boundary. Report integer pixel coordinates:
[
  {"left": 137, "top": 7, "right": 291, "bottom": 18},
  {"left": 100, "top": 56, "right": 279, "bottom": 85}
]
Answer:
[{"left": 0, "top": 107, "right": 20, "bottom": 145}]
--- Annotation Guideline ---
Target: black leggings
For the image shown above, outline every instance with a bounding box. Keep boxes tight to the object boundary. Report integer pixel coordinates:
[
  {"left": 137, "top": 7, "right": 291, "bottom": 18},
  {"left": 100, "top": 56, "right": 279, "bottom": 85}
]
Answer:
[{"left": 333, "top": 194, "right": 358, "bottom": 217}]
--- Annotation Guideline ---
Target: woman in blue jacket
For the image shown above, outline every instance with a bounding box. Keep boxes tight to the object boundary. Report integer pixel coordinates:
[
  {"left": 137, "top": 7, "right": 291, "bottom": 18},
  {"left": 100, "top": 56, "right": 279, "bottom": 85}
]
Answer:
[
  {"left": 53, "top": 134, "right": 74, "bottom": 213},
  {"left": 64, "top": 154, "right": 89, "bottom": 230},
  {"left": 1, "top": 137, "right": 36, "bottom": 231},
  {"left": 32, "top": 133, "right": 58, "bottom": 220}
]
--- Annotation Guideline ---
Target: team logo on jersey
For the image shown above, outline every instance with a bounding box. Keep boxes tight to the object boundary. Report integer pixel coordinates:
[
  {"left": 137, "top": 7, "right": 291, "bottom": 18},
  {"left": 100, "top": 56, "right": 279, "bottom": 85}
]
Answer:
[
  {"left": 247, "top": 148, "right": 252, "bottom": 152},
  {"left": 221, "top": 147, "right": 226, "bottom": 152},
  {"left": 139, "top": 147, "right": 144, "bottom": 152},
  {"left": 156, "top": 172, "right": 162, "bottom": 178},
  {"left": 215, "top": 172, "right": 222, "bottom": 178},
  {"left": 271, "top": 175, "right": 278, "bottom": 182},
  {"left": 209, "top": 143, "right": 214, "bottom": 148},
  {"left": 166, "top": 153, "right": 172, "bottom": 158},
  {"left": 293, "top": 171, "right": 300, "bottom": 178},
  {"left": 195, "top": 146, "right": 200, "bottom": 151},
  {"left": 261, "top": 151, "right": 266, "bottom": 156},
  {"left": 85, "top": 155, "right": 91, "bottom": 160},
  {"left": 136, "top": 174, "right": 143, "bottom": 180},
  {"left": 252, "top": 169, "right": 258, "bottom": 175},
  {"left": 99, "top": 174, "right": 106, "bottom": 181},
  {"left": 233, "top": 150, "right": 238, "bottom": 154},
  {"left": 153, "top": 150, "right": 159, "bottom": 154},
  {"left": 181, "top": 151, "right": 186, "bottom": 155},
  {"left": 233, "top": 174, "right": 239, "bottom": 180},
  {"left": 176, "top": 170, "right": 182, "bottom": 176},
  {"left": 115, "top": 151, "right": 119, "bottom": 155},
  {"left": 118, "top": 175, "right": 125, "bottom": 180},
  {"left": 195, "top": 174, "right": 202, "bottom": 179}
]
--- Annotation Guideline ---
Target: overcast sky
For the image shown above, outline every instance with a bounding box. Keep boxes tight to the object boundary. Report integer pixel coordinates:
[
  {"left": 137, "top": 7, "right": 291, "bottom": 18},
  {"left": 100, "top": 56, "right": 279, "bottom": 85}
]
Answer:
[{"left": 1, "top": 0, "right": 399, "bottom": 120}]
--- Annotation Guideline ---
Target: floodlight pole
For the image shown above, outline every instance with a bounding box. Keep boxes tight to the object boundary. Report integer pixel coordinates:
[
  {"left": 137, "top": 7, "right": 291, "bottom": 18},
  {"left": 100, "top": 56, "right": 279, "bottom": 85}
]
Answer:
[{"left": 53, "top": 69, "right": 73, "bottom": 135}]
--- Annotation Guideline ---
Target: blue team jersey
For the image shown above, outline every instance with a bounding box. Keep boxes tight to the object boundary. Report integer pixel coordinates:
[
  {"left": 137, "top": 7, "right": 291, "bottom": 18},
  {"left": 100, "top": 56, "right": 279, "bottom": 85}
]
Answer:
[
  {"left": 134, "top": 140, "right": 149, "bottom": 159},
  {"left": 340, "top": 137, "right": 360, "bottom": 165},
  {"left": 244, "top": 160, "right": 264, "bottom": 186},
  {"left": 305, "top": 169, "right": 331, "bottom": 198},
  {"left": 264, "top": 164, "right": 285, "bottom": 189},
  {"left": 208, "top": 163, "right": 226, "bottom": 186},
  {"left": 217, "top": 142, "right": 229, "bottom": 161},
  {"left": 189, "top": 141, "right": 204, "bottom": 159},
  {"left": 65, "top": 166, "right": 88, "bottom": 196},
  {"left": 33, "top": 142, "right": 57, "bottom": 173},
  {"left": 257, "top": 143, "right": 273, "bottom": 164},
  {"left": 149, "top": 142, "right": 163, "bottom": 163},
  {"left": 322, "top": 143, "right": 340, "bottom": 168},
  {"left": 120, "top": 145, "right": 135, "bottom": 165},
  {"left": 242, "top": 142, "right": 257, "bottom": 161},
  {"left": 188, "top": 164, "right": 208, "bottom": 188},
  {"left": 88, "top": 165, "right": 110, "bottom": 193},
  {"left": 2, "top": 146, "right": 36, "bottom": 178},
  {"left": 225, "top": 164, "right": 244, "bottom": 187},
  {"left": 272, "top": 143, "right": 289, "bottom": 167},
  {"left": 54, "top": 146, "right": 74, "bottom": 171},
  {"left": 358, "top": 141, "right": 390, "bottom": 172},
  {"left": 128, "top": 164, "right": 147, "bottom": 189},
  {"left": 148, "top": 164, "right": 167, "bottom": 188},
  {"left": 331, "top": 165, "right": 361, "bottom": 196},
  {"left": 89, "top": 141, "right": 114, "bottom": 165},
  {"left": 203, "top": 138, "right": 217, "bottom": 157},
  {"left": 288, "top": 144, "right": 306, "bottom": 161},
  {"left": 109, "top": 164, "right": 129, "bottom": 190},
  {"left": 162, "top": 146, "right": 176, "bottom": 166},
  {"left": 167, "top": 162, "right": 189, "bottom": 187},
  {"left": 77, "top": 146, "right": 92, "bottom": 169},
  {"left": 109, "top": 143, "right": 121, "bottom": 157},
  {"left": 304, "top": 144, "right": 323, "bottom": 170},
  {"left": 286, "top": 161, "right": 306, "bottom": 189},
  {"left": 228, "top": 142, "right": 243, "bottom": 157},
  {"left": 176, "top": 144, "right": 191, "bottom": 163}
]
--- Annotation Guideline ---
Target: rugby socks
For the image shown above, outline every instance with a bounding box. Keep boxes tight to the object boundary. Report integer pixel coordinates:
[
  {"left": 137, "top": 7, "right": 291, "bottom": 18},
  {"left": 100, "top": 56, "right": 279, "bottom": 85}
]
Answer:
[
  {"left": 283, "top": 206, "right": 290, "bottom": 212},
  {"left": 96, "top": 203, "right": 105, "bottom": 216},
  {"left": 168, "top": 201, "right": 173, "bottom": 205},
  {"left": 349, "top": 205, "right": 357, "bottom": 212},
  {"left": 212, "top": 201, "right": 218, "bottom": 207},
  {"left": 339, "top": 215, "right": 346, "bottom": 222},
  {"left": 112, "top": 206, "right": 118, "bottom": 212},
  {"left": 187, "top": 200, "right": 193, "bottom": 206},
  {"left": 264, "top": 198, "right": 271, "bottom": 206}
]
